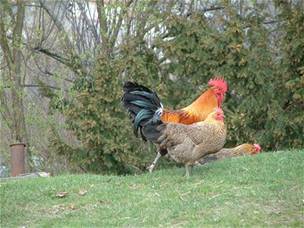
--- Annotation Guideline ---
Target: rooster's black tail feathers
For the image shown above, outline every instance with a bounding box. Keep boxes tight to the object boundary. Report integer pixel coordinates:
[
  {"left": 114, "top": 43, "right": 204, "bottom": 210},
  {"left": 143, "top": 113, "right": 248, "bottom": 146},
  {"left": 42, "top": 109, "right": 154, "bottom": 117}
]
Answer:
[{"left": 122, "top": 81, "right": 163, "bottom": 141}]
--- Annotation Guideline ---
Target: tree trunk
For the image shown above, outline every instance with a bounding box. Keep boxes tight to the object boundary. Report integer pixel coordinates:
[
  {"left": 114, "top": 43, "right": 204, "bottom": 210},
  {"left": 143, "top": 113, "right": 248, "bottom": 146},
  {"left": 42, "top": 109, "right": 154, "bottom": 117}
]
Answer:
[{"left": 0, "top": 0, "right": 32, "bottom": 170}]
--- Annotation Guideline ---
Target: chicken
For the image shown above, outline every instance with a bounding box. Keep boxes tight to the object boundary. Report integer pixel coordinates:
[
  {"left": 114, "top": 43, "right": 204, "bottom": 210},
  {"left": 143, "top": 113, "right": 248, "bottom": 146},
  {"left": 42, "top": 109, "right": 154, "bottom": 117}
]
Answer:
[
  {"left": 122, "top": 77, "right": 227, "bottom": 126},
  {"left": 122, "top": 77, "right": 228, "bottom": 171},
  {"left": 141, "top": 108, "right": 227, "bottom": 177},
  {"left": 161, "top": 78, "right": 227, "bottom": 124},
  {"left": 198, "top": 143, "right": 261, "bottom": 165}
]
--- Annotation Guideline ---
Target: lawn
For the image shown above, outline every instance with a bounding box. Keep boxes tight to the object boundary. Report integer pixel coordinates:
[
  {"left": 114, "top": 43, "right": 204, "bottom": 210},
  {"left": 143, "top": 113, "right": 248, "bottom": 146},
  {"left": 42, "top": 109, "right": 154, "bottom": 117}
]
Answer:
[{"left": 1, "top": 150, "right": 303, "bottom": 227}]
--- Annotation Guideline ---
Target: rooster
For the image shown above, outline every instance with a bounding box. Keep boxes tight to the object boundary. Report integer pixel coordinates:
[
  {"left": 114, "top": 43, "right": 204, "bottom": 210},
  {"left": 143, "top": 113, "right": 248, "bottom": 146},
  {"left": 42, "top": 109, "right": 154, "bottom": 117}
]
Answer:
[
  {"left": 122, "top": 78, "right": 228, "bottom": 171},
  {"left": 198, "top": 143, "right": 261, "bottom": 165},
  {"left": 141, "top": 108, "right": 227, "bottom": 177}
]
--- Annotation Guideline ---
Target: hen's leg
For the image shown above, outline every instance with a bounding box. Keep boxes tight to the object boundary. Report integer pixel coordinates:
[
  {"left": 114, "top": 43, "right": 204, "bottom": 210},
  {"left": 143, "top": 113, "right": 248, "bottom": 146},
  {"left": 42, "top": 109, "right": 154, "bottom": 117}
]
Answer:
[
  {"left": 147, "top": 152, "right": 162, "bottom": 173},
  {"left": 185, "top": 164, "right": 192, "bottom": 178},
  {"left": 185, "top": 164, "right": 193, "bottom": 178}
]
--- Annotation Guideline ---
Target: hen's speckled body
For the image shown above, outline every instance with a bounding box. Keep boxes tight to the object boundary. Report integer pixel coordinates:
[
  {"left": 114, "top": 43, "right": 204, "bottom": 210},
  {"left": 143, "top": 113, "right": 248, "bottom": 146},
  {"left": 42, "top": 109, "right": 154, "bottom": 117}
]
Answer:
[{"left": 158, "top": 112, "right": 226, "bottom": 166}]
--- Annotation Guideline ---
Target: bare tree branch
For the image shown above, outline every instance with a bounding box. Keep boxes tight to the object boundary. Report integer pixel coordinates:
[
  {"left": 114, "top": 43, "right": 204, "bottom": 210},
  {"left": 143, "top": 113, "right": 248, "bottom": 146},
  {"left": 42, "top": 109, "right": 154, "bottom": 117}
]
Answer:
[
  {"left": 0, "top": 91, "right": 13, "bottom": 129},
  {"left": 3, "top": 84, "right": 62, "bottom": 90},
  {"left": 0, "top": 11, "right": 13, "bottom": 71},
  {"left": 38, "top": 0, "right": 87, "bottom": 76},
  {"left": 96, "top": 0, "right": 110, "bottom": 54},
  {"left": 203, "top": 6, "right": 225, "bottom": 12},
  {"left": 109, "top": 0, "right": 134, "bottom": 51},
  {"left": 33, "top": 47, "right": 69, "bottom": 65}
]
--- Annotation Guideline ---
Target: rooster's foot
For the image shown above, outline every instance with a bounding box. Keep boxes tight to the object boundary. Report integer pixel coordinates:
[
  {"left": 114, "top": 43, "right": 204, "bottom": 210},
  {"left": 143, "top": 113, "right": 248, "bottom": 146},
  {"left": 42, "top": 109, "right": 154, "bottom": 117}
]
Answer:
[{"left": 147, "top": 164, "right": 155, "bottom": 173}]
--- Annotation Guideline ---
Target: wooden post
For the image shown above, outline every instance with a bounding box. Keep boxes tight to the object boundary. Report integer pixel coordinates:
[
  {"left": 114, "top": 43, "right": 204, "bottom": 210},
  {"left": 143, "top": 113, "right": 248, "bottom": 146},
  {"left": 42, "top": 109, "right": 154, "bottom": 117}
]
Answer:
[{"left": 10, "top": 143, "right": 26, "bottom": 177}]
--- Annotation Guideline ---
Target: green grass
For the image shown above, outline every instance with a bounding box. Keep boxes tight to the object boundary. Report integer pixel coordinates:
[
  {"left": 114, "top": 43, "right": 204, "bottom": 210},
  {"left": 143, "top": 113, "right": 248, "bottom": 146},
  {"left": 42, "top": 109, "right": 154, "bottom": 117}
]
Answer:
[{"left": 1, "top": 150, "right": 303, "bottom": 227}]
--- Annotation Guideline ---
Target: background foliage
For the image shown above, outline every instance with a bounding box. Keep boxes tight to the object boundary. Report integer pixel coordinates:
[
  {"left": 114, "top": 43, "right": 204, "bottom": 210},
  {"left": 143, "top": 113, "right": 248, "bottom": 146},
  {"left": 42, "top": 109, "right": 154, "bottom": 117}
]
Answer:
[{"left": 1, "top": 0, "right": 303, "bottom": 175}]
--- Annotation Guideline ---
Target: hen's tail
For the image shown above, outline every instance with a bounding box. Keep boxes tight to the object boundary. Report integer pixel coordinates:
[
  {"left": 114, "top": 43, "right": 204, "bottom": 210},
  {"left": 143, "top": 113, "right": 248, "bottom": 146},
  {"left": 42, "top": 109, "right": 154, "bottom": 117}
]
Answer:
[{"left": 122, "top": 81, "right": 164, "bottom": 141}]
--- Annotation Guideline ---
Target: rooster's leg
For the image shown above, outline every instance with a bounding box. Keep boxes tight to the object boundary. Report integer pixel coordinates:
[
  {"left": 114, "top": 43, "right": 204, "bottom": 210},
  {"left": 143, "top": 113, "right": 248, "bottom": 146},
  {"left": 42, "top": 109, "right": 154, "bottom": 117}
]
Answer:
[{"left": 147, "top": 152, "right": 162, "bottom": 173}]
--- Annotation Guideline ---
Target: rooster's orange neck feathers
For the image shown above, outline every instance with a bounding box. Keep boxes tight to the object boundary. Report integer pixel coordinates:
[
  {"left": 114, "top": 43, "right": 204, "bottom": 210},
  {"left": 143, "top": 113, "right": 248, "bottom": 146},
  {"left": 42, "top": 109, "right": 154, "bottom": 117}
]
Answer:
[{"left": 182, "top": 88, "right": 218, "bottom": 120}]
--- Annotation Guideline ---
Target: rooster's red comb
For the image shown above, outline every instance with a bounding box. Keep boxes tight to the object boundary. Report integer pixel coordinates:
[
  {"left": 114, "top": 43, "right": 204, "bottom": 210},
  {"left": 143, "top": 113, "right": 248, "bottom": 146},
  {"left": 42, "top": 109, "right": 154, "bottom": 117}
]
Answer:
[{"left": 208, "top": 77, "right": 228, "bottom": 93}]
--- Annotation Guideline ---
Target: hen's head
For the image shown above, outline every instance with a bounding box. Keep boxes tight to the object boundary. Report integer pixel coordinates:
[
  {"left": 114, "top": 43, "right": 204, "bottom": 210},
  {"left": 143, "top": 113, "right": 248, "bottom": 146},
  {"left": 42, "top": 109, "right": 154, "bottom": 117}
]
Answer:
[
  {"left": 211, "top": 107, "right": 225, "bottom": 121},
  {"left": 253, "top": 144, "right": 262, "bottom": 154},
  {"left": 240, "top": 143, "right": 262, "bottom": 155},
  {"left": 208, "top": 77, "right": 228, "bottom": 107}
]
